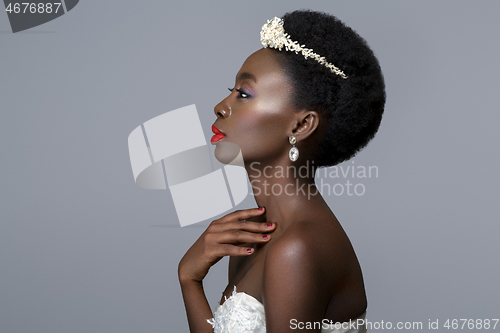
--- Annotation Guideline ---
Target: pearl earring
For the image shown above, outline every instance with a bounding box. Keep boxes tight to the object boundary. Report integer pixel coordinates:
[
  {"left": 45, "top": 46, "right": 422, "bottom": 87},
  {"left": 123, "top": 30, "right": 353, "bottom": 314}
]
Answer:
[{"left": 289, "top": 136, "right": 298, "bottom": 162}]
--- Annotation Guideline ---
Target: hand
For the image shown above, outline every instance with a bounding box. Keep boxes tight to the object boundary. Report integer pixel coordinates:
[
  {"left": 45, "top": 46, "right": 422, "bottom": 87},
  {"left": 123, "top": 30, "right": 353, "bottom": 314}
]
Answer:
[{"left": 178, "top": 207, "right": 275, "bottom": 283}]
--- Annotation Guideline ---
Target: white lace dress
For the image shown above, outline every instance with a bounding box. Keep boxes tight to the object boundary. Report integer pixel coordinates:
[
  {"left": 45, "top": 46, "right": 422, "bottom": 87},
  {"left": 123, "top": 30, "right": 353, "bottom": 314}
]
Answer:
[{"left": 207, "top": 286, "right": 369, "bottom": 333}]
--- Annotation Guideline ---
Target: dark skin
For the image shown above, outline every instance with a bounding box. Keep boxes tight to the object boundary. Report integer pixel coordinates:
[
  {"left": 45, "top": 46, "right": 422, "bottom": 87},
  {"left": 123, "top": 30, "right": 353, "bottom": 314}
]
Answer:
[{"left": 178, "top": 48, "right": 367, "bottom": 332}]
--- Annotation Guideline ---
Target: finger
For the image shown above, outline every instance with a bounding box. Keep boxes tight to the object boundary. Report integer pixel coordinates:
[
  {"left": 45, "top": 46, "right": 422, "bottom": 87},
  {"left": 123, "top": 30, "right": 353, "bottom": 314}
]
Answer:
[
  {"left": 211, "top": 229, "right": 272, "bottom": 245},
  {"left": 216, "top": 207, "right": 265, "bottom": 224},
  {"left": 209, "top": 244, "right": 256, "bottom": 258},
  {"left": 209, "top": 220, "right": 276, "bottom": 234}
]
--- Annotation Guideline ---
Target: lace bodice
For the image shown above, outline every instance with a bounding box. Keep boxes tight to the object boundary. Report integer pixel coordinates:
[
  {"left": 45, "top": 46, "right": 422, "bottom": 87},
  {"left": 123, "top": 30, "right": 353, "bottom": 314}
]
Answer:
[{"left": 207, "top": 286, "right": 369, "bottom": 333}]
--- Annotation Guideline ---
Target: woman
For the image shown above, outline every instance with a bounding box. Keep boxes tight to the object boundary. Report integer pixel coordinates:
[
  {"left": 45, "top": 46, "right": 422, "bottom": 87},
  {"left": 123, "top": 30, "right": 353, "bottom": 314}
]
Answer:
[{"left": 178, "top": 10, "right": 385, "bottom": 333}]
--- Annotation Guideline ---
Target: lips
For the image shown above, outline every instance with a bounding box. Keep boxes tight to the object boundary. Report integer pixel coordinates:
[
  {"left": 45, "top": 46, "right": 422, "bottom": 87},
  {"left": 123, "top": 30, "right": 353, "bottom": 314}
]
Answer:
[{"left": 211, "top": 124, "right": 226, "bottom": 144}]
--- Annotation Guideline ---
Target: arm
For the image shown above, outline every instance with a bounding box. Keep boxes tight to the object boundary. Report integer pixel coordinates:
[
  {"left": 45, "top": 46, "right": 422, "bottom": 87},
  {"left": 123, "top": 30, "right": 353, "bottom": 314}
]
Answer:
[
  {"left": 262, "top": 223, "right": 333, "bottom": 332},
  {"left": 178, "top": 208, "right": 276, "bottom": 333},
  {"left": 178, "top": 279, "right": 213, "bottom": 333}
]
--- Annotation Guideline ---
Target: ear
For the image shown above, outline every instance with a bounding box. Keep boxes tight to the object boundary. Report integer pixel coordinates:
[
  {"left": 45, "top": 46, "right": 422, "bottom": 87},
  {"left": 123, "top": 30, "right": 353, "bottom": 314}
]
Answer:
[{"left": 290, "top": 110, "right": 319, "bottom": 142}]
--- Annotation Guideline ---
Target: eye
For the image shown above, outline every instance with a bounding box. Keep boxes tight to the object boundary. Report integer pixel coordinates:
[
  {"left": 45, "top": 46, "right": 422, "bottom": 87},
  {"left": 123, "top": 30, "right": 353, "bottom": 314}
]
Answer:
[
  {"left": 228, "top": 87, "right": 250, "bottom": 99},
  {"left": 235, "top": 89, "right": 249, "bottom": 98}
]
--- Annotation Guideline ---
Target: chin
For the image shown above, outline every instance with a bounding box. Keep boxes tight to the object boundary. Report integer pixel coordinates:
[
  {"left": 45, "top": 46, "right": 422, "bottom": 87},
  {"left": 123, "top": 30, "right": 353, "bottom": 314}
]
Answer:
[{"left": 214, "top": 142, "right": 243, "bottom": 165}]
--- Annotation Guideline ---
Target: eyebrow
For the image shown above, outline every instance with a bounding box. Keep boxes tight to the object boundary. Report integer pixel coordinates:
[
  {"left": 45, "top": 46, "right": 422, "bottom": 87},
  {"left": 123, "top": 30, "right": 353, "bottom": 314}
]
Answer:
[{"left": 235, "top": 72, "right": 256, "bottom": 83}]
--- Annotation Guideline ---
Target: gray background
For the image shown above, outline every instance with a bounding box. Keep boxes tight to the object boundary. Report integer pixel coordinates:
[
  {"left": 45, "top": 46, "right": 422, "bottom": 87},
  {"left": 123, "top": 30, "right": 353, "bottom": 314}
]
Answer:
[{"left": 1, "top": 0, "right": 499, "bottom": 332}]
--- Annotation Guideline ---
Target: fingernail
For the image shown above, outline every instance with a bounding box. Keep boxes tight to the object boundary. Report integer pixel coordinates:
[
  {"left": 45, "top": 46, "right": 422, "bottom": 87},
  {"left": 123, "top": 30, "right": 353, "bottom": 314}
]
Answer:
[
  {"left": 262, "top": 234, "right": 269, "bottom": 240},
  {"left": 246, "top": 248, "right": 253, "bottom": 253},
  {"left": 258, "top": 207, "right": 264, "bottom": 211},
  {"left": 266, "top": 223, "right": 273, "bottom": 228}
]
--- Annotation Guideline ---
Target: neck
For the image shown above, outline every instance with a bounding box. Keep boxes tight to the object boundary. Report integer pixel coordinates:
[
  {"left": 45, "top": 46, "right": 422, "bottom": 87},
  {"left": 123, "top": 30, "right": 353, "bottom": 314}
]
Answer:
[{"left": 244, "top": 158, "right": 324, "bottom": 230}]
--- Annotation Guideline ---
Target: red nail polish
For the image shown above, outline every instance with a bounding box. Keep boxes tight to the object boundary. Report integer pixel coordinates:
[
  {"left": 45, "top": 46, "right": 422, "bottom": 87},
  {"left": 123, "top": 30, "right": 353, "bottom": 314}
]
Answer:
[
  {"left": 258, "top": 207, "right": 264, "bottom": 211},
  {"left": 246, "top": 248, "right": 252, "bottom": 253},
  {"left": 262, "top": 234, "right": 269, "bottom": 240},
  {"left": 266, "top": 223, "right": 273, "bottom": 228}
]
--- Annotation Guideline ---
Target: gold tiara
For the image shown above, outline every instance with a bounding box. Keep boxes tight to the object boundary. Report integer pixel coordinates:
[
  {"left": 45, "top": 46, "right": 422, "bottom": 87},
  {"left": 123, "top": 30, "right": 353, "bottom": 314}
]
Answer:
[{"left": 260, "top": 17, "right": 348, "bottom": 79}]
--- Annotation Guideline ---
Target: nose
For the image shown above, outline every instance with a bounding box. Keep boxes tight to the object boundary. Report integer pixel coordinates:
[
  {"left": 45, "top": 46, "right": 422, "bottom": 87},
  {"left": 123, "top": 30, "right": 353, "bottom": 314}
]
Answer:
[{"left": 214, "top": 99, "right": 231, "bottom": 119}]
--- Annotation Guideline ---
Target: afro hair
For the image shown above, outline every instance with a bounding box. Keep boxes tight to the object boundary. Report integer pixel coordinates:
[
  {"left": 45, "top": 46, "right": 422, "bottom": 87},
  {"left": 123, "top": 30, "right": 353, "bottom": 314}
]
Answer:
[{"left": 273, "top": 10, "right": 386, "bottom": 167}]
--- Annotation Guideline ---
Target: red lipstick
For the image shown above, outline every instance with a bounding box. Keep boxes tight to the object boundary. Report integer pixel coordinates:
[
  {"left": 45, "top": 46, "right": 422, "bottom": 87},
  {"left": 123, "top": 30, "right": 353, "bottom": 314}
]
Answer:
[{"left": 211, "top": 124, "right": 226, "bottom": 144}]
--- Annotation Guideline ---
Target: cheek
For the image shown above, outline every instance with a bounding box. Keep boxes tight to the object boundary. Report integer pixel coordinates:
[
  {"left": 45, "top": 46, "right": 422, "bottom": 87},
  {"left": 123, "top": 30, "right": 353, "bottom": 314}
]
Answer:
[
  {"left": 240, "top": 109, "right": 287, "bottom": 141},
  {"left": 234, "top": 104, "right": 291, "bottom": 157}
]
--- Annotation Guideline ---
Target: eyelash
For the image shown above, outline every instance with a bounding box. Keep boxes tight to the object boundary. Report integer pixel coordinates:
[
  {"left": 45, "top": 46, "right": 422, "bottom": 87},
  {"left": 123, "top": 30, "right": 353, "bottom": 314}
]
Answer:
[{"left": 228, "top": 87, "right": 249, "bottom": 98}]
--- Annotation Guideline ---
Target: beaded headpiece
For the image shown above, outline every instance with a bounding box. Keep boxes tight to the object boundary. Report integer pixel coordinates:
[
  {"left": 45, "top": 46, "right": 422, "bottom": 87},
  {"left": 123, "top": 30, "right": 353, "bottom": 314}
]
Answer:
[{"left": 260, "top": 16, "right": 348, "bottom": 79}]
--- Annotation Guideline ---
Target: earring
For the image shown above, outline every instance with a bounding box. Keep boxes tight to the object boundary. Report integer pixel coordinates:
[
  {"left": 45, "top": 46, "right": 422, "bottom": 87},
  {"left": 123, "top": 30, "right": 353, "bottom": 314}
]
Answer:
[{"left": 289, "top": 136, "right": 299, "bottom": 161}]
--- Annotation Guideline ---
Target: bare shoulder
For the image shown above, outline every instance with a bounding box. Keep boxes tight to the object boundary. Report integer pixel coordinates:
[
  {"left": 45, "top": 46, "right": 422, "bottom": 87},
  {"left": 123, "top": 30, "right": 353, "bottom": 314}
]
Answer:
[
  {"left": 264, "top": 219, "right": 356, "bottom": 288},
  {"left": 266, "top": 222, "right": 318, "bottom": 264},
  {"left": 268, "top": 219, "right": 351, "bottom": 265},
  {"left": 262, "top": 218, "right": 367, "bottom": 321}
]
